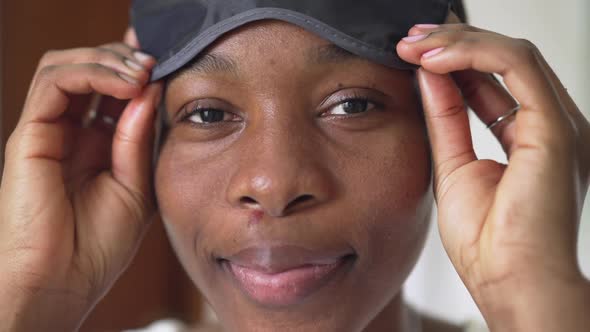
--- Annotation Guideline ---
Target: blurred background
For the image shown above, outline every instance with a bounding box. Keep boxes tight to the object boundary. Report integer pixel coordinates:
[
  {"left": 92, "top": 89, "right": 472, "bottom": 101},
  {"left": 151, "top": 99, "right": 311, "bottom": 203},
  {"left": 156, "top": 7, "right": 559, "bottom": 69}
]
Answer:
[
  {"left": 0, "top": 0, "right": 588, "bottom": 330},
  {"left": 404, "top": 0, "right": 590, "bottom": 326},
  {"left": 0, "top": 1, "right": 205, "bottom": 331}
]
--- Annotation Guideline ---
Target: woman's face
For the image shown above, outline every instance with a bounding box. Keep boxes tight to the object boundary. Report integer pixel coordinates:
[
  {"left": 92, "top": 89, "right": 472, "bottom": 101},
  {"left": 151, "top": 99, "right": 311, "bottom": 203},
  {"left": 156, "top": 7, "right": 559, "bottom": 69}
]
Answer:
[{"left": 155, "top": 20, "right": 433, "bottom": 332}]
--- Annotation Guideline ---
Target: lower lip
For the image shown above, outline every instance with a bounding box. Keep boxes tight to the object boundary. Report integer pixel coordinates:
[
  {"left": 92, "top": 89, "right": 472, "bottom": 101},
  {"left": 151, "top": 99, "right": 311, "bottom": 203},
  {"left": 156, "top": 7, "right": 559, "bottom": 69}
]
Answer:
[{"left": 223, "top": 257, "right": 352, "bottom": 307}]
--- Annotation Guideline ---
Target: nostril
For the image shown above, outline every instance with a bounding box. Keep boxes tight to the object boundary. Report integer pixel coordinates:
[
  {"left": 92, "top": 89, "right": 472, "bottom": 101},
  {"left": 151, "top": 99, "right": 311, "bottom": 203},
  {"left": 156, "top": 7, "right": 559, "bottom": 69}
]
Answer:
[
  {"left": 285, "top": 194, "right": 314, "bottom": 212},
  {"left": 239, "top": 196, "right": 258, "bottom": 206},
  {"left": 238, "top": 194, "right": 316, "bottom": 216}
]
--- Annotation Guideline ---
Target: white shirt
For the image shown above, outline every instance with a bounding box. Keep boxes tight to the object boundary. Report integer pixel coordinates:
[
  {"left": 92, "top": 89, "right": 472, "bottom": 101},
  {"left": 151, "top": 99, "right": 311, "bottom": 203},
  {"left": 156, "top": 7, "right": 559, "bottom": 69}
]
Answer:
[{"left": 125, "top": 319, "right": 489, "bottom": 332}]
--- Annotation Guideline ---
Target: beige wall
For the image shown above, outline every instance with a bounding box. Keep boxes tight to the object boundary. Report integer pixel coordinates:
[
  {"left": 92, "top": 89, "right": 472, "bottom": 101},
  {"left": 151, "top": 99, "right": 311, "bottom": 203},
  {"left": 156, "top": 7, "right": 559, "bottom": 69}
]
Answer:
[{"left": 404, "top": 0, "right": 590, "bottom": 325}]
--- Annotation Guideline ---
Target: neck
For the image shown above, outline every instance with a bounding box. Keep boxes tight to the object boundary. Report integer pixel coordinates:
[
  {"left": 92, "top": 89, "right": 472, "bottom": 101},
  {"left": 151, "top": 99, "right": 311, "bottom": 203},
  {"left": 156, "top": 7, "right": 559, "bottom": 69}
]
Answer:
[{"left": 363, "top": 292, "right": 421, "bottom": 332}]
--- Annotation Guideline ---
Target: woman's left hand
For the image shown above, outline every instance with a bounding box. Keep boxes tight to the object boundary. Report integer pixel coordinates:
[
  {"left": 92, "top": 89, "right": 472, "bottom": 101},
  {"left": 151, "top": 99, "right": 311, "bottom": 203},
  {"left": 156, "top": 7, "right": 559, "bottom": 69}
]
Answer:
[{"left": 396, "top": 19, "right": 590, "bottom": 332}]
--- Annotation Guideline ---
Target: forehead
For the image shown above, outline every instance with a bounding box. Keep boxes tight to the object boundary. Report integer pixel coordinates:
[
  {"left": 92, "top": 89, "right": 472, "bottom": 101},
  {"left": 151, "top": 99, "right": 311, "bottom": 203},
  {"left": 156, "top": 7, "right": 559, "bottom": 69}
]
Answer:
[
  {"left": 168, "top": 20, "right": 384, "bottom": 83},
  {"left": 207, "top": 19, "right": 331, "bottom": 52}
]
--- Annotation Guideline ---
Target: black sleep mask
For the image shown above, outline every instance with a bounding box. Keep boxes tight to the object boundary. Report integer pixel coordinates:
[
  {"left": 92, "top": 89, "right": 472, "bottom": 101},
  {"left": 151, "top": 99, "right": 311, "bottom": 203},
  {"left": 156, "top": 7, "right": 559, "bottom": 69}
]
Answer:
[{"left": 130, "top": 0, "right": 452, "bottom": 81}]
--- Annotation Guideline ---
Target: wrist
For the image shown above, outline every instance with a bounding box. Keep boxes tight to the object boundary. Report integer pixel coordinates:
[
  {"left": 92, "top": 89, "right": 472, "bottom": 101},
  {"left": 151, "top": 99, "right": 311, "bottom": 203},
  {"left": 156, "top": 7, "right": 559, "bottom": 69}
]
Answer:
[
  {"left": 474, "top": 273, "right": 590, "bottom": 332},
  {"left": 0, "top": 278, "right": 93, "bottom": 332}
]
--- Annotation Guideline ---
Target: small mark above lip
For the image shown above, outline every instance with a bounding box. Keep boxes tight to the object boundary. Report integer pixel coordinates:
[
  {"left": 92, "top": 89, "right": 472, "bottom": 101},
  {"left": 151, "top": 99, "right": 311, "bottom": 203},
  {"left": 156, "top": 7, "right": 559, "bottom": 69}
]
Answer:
[{"left": 248, "top": 209, "right": 264, "bottom": 227}]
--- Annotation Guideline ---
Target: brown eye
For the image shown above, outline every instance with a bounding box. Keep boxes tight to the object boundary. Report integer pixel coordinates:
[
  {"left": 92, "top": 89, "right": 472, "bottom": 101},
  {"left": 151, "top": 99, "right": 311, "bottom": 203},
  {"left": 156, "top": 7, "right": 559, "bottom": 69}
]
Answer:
[
  {"left": 185, "top": 108, "right": 235, "bottom": 124},
  {"left": 327, "top": 98, "right": 375, "bottom": 116}
]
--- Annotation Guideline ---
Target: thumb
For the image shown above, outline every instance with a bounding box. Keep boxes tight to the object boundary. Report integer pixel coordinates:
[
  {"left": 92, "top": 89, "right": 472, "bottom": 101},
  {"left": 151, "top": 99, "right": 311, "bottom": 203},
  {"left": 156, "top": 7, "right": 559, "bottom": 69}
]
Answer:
[
  {"left": 417, "top": 68, "right": 477, "bottom": 198},
  {"left": 111, "top": 83, "right": 163, "bottom": 209}
]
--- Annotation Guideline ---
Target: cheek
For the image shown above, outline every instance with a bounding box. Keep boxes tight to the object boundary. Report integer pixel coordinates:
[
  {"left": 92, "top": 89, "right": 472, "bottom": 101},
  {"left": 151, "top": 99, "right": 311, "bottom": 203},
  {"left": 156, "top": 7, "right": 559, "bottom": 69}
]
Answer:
[
  {"left": 155, "top": 113, "right": 434, "bottom": 302},
  {"left": 154, "top": 139, "right": 233, "bottom": 266},
  {"left": 339, "top": 119, "right": 433, "bottom": 292}
]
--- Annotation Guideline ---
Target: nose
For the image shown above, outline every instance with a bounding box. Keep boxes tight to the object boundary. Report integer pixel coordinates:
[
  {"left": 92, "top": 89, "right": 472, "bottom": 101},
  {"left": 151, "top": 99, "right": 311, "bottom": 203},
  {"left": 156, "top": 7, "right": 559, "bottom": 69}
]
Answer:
[{"left": 226, "top": 121, "right": 335, "bottom": 218}]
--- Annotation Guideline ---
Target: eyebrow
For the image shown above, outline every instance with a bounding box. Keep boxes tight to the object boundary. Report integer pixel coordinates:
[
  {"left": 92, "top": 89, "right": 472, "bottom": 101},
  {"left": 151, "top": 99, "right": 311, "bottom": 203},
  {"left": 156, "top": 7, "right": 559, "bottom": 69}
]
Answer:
[
  {"left": 180, "top": 44, "right": 361, "bottom": 77},
  {"left": 182, "top": 53, "right": 239, "bottom": 76}
]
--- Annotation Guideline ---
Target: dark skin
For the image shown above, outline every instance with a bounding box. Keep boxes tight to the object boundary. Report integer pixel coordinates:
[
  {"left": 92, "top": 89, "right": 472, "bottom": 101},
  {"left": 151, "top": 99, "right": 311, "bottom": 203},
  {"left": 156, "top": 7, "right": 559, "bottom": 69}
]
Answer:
[
  {"left": 1, "top": 8, "right": 589, "bottom": 332},
  {"left": 157, "top": 20, "right": 435, "bottom": 332}
]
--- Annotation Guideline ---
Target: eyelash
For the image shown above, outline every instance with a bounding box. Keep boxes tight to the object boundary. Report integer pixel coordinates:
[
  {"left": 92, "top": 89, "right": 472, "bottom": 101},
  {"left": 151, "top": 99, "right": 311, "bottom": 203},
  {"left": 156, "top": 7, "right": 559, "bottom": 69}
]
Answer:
[
  {"left": 321, "top": 95, "right": 384, "bottom": 118},
  {"left": 179, "top": 94, "right": 384, "bottom": 127},
  {"left": 179, "top": 107, "right": 239, "bottom": 128}
]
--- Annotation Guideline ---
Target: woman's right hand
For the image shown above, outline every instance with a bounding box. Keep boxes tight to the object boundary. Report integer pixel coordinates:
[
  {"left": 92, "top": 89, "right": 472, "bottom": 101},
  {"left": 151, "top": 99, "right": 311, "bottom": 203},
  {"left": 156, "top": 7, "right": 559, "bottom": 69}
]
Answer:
[{"left": 0, "top": 30, "right": 162, "bottom": 331}]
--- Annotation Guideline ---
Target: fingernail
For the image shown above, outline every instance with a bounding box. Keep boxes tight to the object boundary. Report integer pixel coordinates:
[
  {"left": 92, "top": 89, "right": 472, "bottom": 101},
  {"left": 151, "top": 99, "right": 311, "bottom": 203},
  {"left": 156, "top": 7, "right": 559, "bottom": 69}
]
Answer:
[
  {"left": 133, "top": 51, "right": 154, "bottom": 64},
  {"left": 415, "top": 24, "right": 440, "bottom": 29},
  {"left": 422, "top": 47, "right": 445, "bottom": 59},
  {"left": 118, "top": 72, "right": 140, "bottom": 85},
  {"left": 403, "top": 34, "right": 429, "bottom": 43},
  {"left": 124, "top": 58, "right": 144, "bottom": 71}
]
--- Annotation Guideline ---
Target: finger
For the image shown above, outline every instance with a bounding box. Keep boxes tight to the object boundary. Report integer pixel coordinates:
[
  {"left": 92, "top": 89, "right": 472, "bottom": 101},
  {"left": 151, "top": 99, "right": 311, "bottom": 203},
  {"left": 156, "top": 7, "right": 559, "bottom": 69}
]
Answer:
[
  {"left": 397, "top": 30, "right": 562, "bottom": 113},
  {"left": 407, "top": 19, "right": 521, "bottom": 154},
  {"left": 35, "top": 47, "right": 151, "bottom": 83},
  {"left": 408, "top": 9, "right": 485, "bottom": 36},
  {"left": 408, "top": 23, "right": 488, "bottom": 37},
  {"left": 10, "top": 64, "right": 142, "bottom": 165},
  {"left": 403, "top": 28, "right": 581, "bottom": 247},
  {"left": 417, "top": 68, "right": 477, "bottom": 199},
  {"left": 93, "top": 38, "right": 156, "bottom": 130},
  {"left": 397, "top": 30, "right": 574, "bottom": 159},
  {"left": 84, "top": 28, "right": 155, "bottom": 133},
  {"left": 88, "top": 96, "right": 128, "bottom": 132},
  {"left": 20, "top": 63, "right": 142, "bottom": 127},
  {"left": 111, "top": 82, "right": 163, "bottom": 205},
  {"left": 123, "top": 27, "right": 141, "bottom": 49},
  {"left": 537, "top": 59, "right": 590, "bottom": 186},
  {"left": 451, "top": 70, "right": 519, "bottom": 155},
  {"left": 538, "top": 58, "right": 587, "bottom": 125},
  {"left": 99, "top": 42, "right": 156, "bottom": 68},
  {"left": 66, "top": 97, "right": 130, "bottom": 183}
]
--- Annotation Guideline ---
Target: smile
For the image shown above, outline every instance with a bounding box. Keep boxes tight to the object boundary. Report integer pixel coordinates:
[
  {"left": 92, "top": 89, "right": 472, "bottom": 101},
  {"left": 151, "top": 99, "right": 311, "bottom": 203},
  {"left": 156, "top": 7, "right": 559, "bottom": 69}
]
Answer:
[{"left": 217, "top": 245, "right": 356, "bottom": 307}]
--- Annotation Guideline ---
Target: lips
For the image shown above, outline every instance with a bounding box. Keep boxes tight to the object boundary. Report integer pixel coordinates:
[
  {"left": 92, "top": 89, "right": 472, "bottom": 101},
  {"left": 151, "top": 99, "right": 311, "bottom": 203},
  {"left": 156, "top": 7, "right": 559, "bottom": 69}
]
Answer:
[{"left": 218, "top": 245, "right": 355, "bottom": 307}]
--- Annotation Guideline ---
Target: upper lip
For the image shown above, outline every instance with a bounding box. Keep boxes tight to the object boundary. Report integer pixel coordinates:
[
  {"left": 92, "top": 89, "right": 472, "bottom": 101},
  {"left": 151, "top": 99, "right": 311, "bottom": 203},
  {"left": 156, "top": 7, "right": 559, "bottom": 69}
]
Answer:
[{"left": 219, "top": 244, "right": 355, "bottom": 274}]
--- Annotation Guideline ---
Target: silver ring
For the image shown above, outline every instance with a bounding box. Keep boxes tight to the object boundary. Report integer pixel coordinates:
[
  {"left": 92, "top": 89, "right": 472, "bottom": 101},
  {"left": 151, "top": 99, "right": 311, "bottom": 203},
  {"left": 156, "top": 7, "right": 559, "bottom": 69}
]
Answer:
[
  {"left": 487, "top": 104, "right": 521, "bottom": 130},
  {"left": 81, "top": 93, "right": 119, "bottom": 129},
  {"left": 82, "top": 93, "right": 103, "bottom": 128}
]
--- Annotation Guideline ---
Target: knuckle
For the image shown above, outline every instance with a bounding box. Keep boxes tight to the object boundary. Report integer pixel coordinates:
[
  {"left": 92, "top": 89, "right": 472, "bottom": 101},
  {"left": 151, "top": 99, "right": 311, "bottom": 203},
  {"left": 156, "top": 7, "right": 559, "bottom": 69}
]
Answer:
[
  {"left": 4, "top": 131, "right": 20, "bottom": 159},
  {"left": 452, "top": 29, "right": 469, "bottom": 40},
  {"left": 85, "top": 62, "right": 109, "bottom": 74},
  {"left": 113, "top": 42, "right": 133, "bottom": 51},
  {"left": 516, "top": 38, "right": 539, "bottom": 53},
  {"left": 90, "top": 47, "right": 123, "bottom": 65},
  {"left": 15, "top": 123, "right": 43, "bottom": 151},
  {"left": 98, "top": 42, "right": 119, "bottom": 49},
  {"left": 36, "top": 50, "right": 63, "bottom": 73},
  {"left": 511, "top": 38, "right": 540, "bottom": 64},
  {"left": 113, "top": 127, "right": 134, "bottom": 144},
  {"left": 431, "top": 104, "right": 466, "bottom": 119},
  {"left": 4, "top": 123, "right": 40, "bottom": 159},
  {"left": 459, "top": 34, "right": 479, "bottom": 46},
  {"left": 451, "top": 31, "right": 479, "bottom": 49},
  {"left": 540, "top": 135, "right": 574, "bottom": 161},
  {"left": 38, "top": 49, "right": 59, "bottom": 66},
  {"left": 35, "top": 65, "right": 59, "bottom": 84},
  {"left": 457, "top": 23, "right": 477, "bottom": 32}
]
